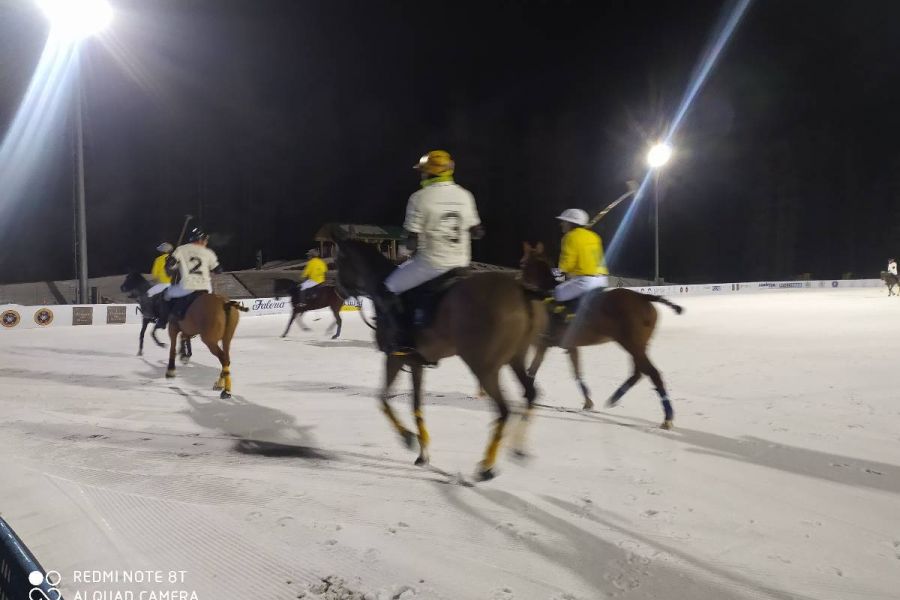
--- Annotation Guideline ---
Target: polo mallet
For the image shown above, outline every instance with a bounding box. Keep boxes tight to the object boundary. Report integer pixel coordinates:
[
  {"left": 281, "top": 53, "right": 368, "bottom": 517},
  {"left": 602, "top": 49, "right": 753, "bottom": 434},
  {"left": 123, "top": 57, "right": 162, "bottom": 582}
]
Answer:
[
  {"left": 175, "top": 214, "right": 194, "bottom": 246},
  {"left": 586, "top": 180, "right": 639, "bottom": 228}
]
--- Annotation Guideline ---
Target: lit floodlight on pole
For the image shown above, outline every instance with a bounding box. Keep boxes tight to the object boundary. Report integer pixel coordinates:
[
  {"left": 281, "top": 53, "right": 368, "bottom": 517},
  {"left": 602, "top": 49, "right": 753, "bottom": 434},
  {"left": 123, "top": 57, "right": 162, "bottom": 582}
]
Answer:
[
  {"left": 34, "top": 0, "right": 112, "bottom": 303},
  {"left": 646, "top": 142, "right": 673, "bottom": 285},
  {"left": 37, "top": 0, "right": 112, "bottom": 40},
  {"left": 647, "top": 142, "right": 673, "bottom": 169}
]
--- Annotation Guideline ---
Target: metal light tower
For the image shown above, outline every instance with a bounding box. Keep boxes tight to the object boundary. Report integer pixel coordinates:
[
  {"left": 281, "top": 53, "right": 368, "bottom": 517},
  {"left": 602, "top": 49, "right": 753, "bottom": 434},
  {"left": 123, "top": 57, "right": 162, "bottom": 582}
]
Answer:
[
  {"left": 36, "top": 0, "right": 112, "bottom": 303},
  {"left": 647, "top": 142, "right": 672, "bottom": 285}
]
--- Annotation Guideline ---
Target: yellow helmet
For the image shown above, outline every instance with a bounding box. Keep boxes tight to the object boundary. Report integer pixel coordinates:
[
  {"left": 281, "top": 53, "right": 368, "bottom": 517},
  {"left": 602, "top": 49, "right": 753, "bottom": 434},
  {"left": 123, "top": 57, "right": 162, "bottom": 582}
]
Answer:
[{"left": 413, "top": 150, "right": 454, "bottom": 176}]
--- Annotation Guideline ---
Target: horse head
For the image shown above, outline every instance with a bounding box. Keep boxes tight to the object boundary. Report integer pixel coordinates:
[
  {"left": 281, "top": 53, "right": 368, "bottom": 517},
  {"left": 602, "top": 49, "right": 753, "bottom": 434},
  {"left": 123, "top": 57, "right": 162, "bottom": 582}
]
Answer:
[
  {"left": 273, "top": 278, "right": 299, "bottom": 301},
  {"left": 332, "top": 239, "right": 394, "bottom": 299},
  {"left": 120, "top": 272, "right": 150, "bottom": 296},
  {"left": 520, "top": 242, "right": 557, "bottom": 292}
]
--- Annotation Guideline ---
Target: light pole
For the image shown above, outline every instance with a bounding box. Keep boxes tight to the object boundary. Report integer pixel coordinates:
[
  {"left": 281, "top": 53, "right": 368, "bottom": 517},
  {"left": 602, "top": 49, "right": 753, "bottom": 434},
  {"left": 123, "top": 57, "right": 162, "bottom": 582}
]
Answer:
[
  {"left": 36, "top": 0, "right": 112, "bottom": 303},
  {"left": 647, "top": 142, "right": 672, "bottom": 285}
]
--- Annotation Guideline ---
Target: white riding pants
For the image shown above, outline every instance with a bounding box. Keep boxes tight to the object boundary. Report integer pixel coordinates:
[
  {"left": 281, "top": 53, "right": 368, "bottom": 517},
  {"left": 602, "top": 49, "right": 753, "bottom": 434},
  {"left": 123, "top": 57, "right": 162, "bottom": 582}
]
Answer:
[
  {"left": 384, "top": 257, "right": 452, "bottom": 294},
  {"left": 554, "top": 275, "right": 608, "bottom": 302},
  {"left": 147, "top": 283, "right": 169, "bottom": 297}
]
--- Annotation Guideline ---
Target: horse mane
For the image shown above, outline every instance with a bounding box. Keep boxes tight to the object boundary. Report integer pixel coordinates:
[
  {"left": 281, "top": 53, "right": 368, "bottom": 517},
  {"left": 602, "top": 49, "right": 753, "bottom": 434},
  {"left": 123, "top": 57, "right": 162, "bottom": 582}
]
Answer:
[
  {"left": 521, "top": 246, "right": 558, "bottom": 292},
  {"left": 338, "top": 239, "right": 395, "bottom": 280}
]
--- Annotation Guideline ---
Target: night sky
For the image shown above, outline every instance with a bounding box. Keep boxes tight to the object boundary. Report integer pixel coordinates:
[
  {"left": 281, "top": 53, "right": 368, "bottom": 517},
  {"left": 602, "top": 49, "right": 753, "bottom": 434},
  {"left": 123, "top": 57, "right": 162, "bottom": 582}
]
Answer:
[{"left": 1, "top": 0, "right": 899, "bottom": 285}]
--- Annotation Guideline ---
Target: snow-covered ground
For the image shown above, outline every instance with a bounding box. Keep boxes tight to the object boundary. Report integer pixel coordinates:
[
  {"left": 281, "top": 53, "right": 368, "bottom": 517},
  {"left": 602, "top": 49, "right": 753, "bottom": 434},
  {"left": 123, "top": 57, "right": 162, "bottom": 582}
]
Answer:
[{"left": 1, "top": 289, "right": 898, "bottom": 600}]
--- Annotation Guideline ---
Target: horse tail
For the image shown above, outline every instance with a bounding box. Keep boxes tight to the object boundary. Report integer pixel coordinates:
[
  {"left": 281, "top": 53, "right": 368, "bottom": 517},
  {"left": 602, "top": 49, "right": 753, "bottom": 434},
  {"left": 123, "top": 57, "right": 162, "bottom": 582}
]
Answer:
[
  {"left": 643, "top": 294, "right": 684, "bottom": 315},
  {"left": 222, "top": 301, "right": 245, "bottom": 359},
  {"left": 225, "top": 300, "right": 250, "bottom": 313}
]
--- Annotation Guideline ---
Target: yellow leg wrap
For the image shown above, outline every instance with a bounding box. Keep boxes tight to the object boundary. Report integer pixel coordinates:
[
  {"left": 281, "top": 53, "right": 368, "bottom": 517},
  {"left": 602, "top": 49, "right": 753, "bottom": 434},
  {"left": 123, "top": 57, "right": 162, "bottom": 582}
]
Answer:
[
  {"left": 414, "top": 410, "right": 430, "bottom": 448},
  {"left": 224, "top": 373, "right": 232, "bottom": 393},
  {"left": 381, "top": 404, "right": 407, "bottom": 435},
  {"left": 511, "top": 409, "right": 532, "bottom": 452},
  {"left": 483, "top": 419, "right": 506, "bottom": 469}
]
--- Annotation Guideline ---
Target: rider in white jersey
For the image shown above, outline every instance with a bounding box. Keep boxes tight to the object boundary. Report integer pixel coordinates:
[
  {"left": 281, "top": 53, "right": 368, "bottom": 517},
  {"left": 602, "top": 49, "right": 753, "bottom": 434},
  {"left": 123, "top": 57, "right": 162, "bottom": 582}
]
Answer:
[
  {"left": 159, "top": 227, "right": 222, "bottom": 323},
  {"left": 381, "top": 150, "right": 484, "bottom": 355}
]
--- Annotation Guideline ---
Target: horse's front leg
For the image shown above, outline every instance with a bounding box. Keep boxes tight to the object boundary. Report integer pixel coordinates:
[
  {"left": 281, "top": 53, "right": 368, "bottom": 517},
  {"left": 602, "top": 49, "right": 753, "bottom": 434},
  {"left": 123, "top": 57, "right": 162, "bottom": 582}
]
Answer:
[
  {"left": 298, "top": 311, "right": 311, "bottom": 332},
  {"left": 526, "top": 341, "right": 549, "bottom": 379},
  {"left": 410, "top": 362, "right": 429, "bottom": 465},
  {"left": 332, "top": 310, "right": 343, "bottom": 340},
  {"left": 138, "top": 319, "right": 149, "bottom": 356},
  {"left": 282, "top": 309, "right": 298, "bottom": 338},
  {"left": 165, "top": 325, "right": 179, "bottom": 378},
  {"left": 567, "top": 348, "right": 593, "bottom": 410},
  {"left": 150, "top": 322, "right": 166, "bottom": 348},
  {"left": 380, "top": 355, "right": 416, "bottom": 449}
]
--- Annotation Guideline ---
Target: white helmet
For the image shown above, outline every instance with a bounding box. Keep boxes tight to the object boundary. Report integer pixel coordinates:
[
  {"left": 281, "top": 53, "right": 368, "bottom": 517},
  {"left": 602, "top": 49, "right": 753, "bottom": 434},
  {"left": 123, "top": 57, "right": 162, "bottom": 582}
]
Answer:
[
  {"left": 156, "top": 242, "right": 174, "bottom": 253},
  {"left": 556, "top": 208, "right": 589, "bottom": 227}
]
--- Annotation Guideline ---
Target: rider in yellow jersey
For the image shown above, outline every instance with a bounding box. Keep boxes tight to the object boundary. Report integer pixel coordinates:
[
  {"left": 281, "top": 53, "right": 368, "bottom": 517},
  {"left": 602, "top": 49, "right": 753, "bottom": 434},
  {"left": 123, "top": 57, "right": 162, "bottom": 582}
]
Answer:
[
  {"left": 554, "top": 208, "right": 608, "bottom": 302},
  {"left": 299, "top": 249, "right": 328, "bottom": 305},
  {"left": 147, "top": 242, "right": 173, "bottom": 298}
]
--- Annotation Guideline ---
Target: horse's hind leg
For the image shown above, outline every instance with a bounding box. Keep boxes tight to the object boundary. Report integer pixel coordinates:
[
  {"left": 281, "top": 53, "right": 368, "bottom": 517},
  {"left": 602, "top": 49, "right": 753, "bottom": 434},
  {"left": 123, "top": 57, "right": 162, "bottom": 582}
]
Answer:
[
  {"left": 607, "top": 361, "right": 642, "bottom": 408},
  {"left": 380, "top": 355, "right": 416, "bottom": 448},
  {"left": 410, "top": 362, "right": 429, "bottom": 465},
  {"left": 476, "top": 369, "right": 511, "bottom": 480},
  {"left": 567, "top": 348, "right": 593, "bottom": 410},
  {"left": 633, "top": 351, "right": 674, "bottom": 429},
  {"left": 508, "top": 353, "right": 537, "bottom": 457},
  {"left": 204, "top": 338, "right": 229, "bottom": 397}
]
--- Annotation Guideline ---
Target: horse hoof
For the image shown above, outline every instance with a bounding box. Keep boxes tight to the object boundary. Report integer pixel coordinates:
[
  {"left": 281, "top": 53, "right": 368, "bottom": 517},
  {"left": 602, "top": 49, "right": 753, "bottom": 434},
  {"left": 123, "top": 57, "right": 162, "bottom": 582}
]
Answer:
[
  {"left": 331, "top": 334, "right": 339, "bottom": 340},
  {"left": 582, "top": 400, "right": 595, "bottom": 411},
  {"left": 137, "top": 351, "right": 143, "bottom": 357},
  {"left": 476, "top": 467, "right": 496, "bottom": 481},
  {"left": 414, "top": 456, "right": 429, "bottom": 466},
  {"left": 660, "top": 419, "right": 674, "bottom": 430},
  {"left": 400, "top": 430, "right": 417, "bottom": 450},
  {"left": 220, "top": 390, "right": 232, "bottom": 400},
  {"left": 165, "top": 369, "right": 176, "bottom": 378}
]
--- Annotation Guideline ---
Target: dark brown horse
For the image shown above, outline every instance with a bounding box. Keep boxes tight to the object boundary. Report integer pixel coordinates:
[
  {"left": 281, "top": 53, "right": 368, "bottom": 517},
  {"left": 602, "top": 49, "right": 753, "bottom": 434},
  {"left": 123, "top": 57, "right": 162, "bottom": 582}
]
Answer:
[
  {"left": 164, "top": 293, "right": 248, "bottom": 399},
  {"left": 273, "top": 278, "right": 344, "bottom": 339},
  {"left": 333, "top": 238, "right": 547, "bottom": 480},
  {"left": 881, "top": 271, "right": 898, "bottom": 296},
  {"left": 520, "top": 242, "right": 682, "bottom": 429},
  {"left": 120, "top": 272, "right": 193, "bottom": 359}
]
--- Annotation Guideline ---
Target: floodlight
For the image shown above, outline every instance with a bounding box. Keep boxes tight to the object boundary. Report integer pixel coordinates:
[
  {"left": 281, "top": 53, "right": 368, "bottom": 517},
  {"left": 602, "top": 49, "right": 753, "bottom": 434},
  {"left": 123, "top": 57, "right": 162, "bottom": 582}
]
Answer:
[
  {"left": 647, "top": 143, "right": 673, "bottom": 169},
  {"left": 36, "top": 0, "right": 112, "bottom": 41}
]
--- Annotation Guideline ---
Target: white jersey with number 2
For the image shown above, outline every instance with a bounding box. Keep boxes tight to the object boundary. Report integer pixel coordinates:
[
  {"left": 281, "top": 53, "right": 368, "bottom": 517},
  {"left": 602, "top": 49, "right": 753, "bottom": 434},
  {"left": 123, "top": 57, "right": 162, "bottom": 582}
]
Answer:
[
  {"left": 403, "top": 181, "right": 481, "bottom": 269},
  {"left": 172, "top": 243, "right": 220, "bottom": 291}
]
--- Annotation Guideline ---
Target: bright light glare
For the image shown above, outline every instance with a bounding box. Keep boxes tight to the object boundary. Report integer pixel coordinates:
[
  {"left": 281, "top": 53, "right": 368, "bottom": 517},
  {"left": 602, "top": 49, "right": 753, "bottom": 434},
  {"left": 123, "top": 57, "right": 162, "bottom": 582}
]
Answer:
[
  {"left": 37, "top": 0, "right": 113, "bottom": 40},
  {"left": 647, "top": 143, "right": 673, "bottom": 168}
]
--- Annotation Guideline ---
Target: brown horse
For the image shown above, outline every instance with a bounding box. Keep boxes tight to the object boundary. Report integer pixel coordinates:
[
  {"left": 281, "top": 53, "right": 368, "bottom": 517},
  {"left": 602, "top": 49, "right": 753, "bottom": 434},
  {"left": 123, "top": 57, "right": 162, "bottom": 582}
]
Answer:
[
  {"left": 164, "top": 293, "right": 248, "bottom": 399},
  {"left": 520, "top": 242, "right": 682, "bottom": 429},
  {"left": 333, "top": 238, "right": 547, "bottom": 480},
  {"left": 273, "top": 278, "right": 344, "bottom": 339}
]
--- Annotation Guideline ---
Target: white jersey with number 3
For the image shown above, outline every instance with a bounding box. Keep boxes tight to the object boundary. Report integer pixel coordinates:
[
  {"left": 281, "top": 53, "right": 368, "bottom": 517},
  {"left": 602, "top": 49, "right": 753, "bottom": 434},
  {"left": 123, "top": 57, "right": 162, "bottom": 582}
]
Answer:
[
  {"left": 403, "top": 181, "right": 481, "bottom": 269},
  {"left": 172, "top": 244, "right": 220, "bottom": 291}
]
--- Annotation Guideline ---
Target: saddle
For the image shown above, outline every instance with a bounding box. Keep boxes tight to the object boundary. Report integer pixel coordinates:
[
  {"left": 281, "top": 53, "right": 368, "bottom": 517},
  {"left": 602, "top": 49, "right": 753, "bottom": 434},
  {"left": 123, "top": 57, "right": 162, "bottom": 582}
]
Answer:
[
  {"left": 400, "top": 268, "right": 470, "bottom": 329},
  {"left": 171, "top": 291, "right": 207, "bottom": 320}
]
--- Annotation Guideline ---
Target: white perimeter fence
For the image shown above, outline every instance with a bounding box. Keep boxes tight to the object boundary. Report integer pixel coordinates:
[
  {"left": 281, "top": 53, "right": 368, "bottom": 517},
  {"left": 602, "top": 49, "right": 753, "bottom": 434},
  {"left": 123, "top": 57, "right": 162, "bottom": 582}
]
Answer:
[{"left": 0, "top": 279, "right": 883, "bottom": 331}]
